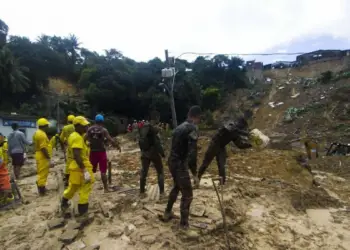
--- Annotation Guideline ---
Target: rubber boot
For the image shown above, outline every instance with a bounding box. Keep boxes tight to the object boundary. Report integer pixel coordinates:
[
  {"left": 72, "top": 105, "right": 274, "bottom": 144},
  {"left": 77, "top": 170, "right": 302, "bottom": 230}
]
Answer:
[
  {"left": 78, "top": 203, "right": 89, "bottom": 216},
  {"left": 162, "top": 210, "right": 175, "bottom": 222},
  {"left": 38, "top": 186, "right": 46, "bottom": 196},
  {"left": 36, "top": 182, "right": 46, "bottom": 196},
  {"left": 77, "top": 203, "right": 92, "bottom": 225},
  {"left": 39, "top": 187, "right": 46, "bottom": 196},
  {"left": 178, "top": 224, "right": 199, "bottom": 239},
  {"left": 101, "top": 174, "right": 109, "bottom": 193},
  {"left": 60, "top": 197, "right": 70, "bottom": 214}
]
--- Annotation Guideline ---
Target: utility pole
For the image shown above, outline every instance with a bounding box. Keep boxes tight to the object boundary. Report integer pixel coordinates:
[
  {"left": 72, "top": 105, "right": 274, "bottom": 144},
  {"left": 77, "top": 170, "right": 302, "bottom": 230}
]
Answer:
[
  {"left": 56, "top": 95, "right": 60, "bottom": 133},
  {"left": 164, "top": 49, "right": 178, "bottom": 128}
]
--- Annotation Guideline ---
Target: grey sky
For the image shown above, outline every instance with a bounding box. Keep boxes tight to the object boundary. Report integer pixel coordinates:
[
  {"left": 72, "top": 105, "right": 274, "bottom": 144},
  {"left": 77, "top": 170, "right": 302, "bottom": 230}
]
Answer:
[{"left": 1, "top": 0, "right": 350, "bottom": 62}]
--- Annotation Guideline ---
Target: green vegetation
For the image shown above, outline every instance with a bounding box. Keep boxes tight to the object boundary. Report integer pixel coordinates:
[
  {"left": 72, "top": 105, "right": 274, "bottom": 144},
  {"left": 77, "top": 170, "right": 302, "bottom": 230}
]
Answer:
[
  {"left": 318, "top": 70, "right": 350, "bottom": 84},
  {"left": 0, "top": 19, "right": 249, "bottom": 126}
]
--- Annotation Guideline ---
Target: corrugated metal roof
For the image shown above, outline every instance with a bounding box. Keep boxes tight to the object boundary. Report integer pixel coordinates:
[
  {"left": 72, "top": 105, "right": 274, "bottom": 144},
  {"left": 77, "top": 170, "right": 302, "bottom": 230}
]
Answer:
[{"left": 0, "top": 112, "right": 37, "bottom": 121}]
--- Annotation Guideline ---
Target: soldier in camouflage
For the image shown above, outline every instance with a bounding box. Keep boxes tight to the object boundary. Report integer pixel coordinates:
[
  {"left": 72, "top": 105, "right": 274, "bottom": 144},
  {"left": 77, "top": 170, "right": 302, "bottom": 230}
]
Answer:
[
  {"left": 197, "top": 117, "right": 252, "bottom": 186},
  {"left": 162, "top": 106, "right": 202, "bottom": 231},
  {"left": 138, "top": 114, "right": 165, "bottom": 199}
]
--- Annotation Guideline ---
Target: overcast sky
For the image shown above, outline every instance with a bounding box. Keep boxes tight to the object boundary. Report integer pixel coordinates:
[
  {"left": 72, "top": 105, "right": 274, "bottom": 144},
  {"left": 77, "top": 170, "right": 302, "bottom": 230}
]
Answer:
[{"left": 1, "top": 0, "right": 350, "bottom": 62}]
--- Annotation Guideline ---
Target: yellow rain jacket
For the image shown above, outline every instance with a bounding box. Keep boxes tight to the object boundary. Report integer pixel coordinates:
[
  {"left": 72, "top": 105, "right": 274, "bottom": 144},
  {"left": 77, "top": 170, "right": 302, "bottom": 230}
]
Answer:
[
  {"left": 33, "top": 129, "right": 50, "bottom": 187},
  {"left": 60, "top": 124, "right": 75, "bottom": 174},
  {"left": 63, "top": 132, "right": 94, "bottom": 204},
  {"left": 0, "top": 140, "right": 8, "bottom": 165}
]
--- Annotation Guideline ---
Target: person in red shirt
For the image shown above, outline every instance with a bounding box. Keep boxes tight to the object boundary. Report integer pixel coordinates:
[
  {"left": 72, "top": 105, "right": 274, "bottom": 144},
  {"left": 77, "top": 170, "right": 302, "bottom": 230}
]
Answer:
[{"left": 86, "top": 114, "right": 120, "bottom": 193}]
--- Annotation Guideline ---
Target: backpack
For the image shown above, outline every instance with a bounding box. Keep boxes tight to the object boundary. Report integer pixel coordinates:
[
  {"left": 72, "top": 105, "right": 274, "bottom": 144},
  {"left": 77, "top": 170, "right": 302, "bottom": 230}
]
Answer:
[{"left": 138, "top": 124, "right": 154, "bottom": 151}]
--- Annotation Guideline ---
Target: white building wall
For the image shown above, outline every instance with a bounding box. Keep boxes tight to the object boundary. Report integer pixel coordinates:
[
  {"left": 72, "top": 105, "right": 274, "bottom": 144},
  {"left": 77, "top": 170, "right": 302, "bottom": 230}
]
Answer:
[{"left": 0, "top": 118, "right": 37, "bottom": 141}]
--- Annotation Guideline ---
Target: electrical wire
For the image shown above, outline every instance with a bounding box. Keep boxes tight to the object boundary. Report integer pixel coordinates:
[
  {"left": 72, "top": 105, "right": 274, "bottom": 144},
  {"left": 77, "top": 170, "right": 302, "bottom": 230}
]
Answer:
[{"left": 174, "top": 51, "right": 307, "bottom": 58}]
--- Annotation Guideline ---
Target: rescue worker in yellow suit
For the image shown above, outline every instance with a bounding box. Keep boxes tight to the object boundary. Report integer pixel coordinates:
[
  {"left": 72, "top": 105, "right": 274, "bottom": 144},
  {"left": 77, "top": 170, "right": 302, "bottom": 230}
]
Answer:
[
  {"left": 33, "top": 118, "right": 55, "bottom": 196},
  {"left": 48, "top": 132, "right": 60, "bottom": 157},
  {"left": 60, "top": 115, "right": 75, "bottom": 187},
  {"left": 0, "top": 135, "right": 8, "bottom": 165},
  {"left": 60, "top": 116, "right": 95, "bottom": 218},
  {"left": 0, "top": 134, "right": 14, "bottom": 207}
]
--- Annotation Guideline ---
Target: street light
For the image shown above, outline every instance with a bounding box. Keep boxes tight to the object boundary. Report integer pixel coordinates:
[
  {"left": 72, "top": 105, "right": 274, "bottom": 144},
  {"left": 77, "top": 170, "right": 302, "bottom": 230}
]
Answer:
[
  {"left": 160, "top": 67, "right": 179, "bottom": 128},
  {"left": 161, "top": 65, "right": 193, "bottom": 128}
]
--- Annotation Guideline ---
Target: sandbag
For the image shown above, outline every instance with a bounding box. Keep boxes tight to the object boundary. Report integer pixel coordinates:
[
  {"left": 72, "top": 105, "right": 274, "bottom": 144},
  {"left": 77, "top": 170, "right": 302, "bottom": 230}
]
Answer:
[{"left": 250, "top": 129, "right": 270, "bottom": 148}]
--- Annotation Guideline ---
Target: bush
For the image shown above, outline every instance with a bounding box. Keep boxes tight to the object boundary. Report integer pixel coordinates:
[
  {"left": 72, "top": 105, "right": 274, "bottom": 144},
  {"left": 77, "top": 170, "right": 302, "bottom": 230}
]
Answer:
[
  {"left": 203, "top": 110, "right": 214, "bottom": 127},
  {"left": 318, "top": 71, "right": 333, "bottom": 84}
]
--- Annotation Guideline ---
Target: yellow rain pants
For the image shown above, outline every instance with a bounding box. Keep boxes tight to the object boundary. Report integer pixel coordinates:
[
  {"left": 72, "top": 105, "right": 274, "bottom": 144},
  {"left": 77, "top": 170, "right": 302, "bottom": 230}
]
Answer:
[
  {"left": 65, "top": 148, "right": 73, "bottom": 175},
  {"left": 35, "top": 151, "right": 50, "bottom": 187},
  {"left": 63, "top": 161, "right": 94, "bottom": 204}
]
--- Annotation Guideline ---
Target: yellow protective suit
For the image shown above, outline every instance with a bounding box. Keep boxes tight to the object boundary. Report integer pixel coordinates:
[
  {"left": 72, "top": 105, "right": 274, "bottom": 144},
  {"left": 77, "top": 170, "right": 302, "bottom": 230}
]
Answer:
[
  {"left": 33, "top": 129, "right": 50, "bottom": 187},
  {"left": 0, "top": 140, "right": 8, "bottom": 166},
  {"left": 63, "top": 132, "right": 94, "bottom": 204},
  {"left": 60, "top": 124, "right": 75, "bottom": 174}
]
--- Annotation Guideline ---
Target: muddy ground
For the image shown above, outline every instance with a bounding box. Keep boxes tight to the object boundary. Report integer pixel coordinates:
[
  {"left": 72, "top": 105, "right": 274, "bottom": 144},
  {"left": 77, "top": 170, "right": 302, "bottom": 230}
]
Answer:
[{"left": 1, "top": 137, "right": 350, "bottom": 250}]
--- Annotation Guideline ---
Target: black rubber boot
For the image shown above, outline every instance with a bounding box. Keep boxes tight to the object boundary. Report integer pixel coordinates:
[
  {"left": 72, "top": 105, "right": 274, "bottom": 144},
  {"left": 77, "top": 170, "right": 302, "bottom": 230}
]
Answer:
[
  {"left": 61, "top": 197, "right": 69, "bottom": 210},
  {"left": 38, "top": 186, "right": 46, "bottom": 196},
  {"left": 39, "top": 187, "right": 46, "bottom": 196},
  {"left": 78, "top": 203, "right": 89, "bottom": 216}
]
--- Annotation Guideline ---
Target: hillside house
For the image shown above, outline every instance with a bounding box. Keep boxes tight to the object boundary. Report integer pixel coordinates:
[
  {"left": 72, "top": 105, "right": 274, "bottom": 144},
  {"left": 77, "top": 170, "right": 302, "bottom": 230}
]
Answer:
[
  {"left": 246, "top": 60, "right": 264, "bottom": 83},
  {"left": 296, "top": 50, "right": 343, "bottom": 65}
]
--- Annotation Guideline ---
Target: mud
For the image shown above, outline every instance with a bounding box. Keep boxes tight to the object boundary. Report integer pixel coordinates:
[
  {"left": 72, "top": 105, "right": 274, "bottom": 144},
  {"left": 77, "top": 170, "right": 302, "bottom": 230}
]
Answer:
[{"left": 1, "top": 136, "right": 350, "bottom": 250}]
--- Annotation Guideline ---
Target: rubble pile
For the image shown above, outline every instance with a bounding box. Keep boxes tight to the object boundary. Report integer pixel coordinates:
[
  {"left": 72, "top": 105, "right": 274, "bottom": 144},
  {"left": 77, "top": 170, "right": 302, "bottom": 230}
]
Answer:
[{"left": 2, "top": 132, "right": 350, "bottom": 249}]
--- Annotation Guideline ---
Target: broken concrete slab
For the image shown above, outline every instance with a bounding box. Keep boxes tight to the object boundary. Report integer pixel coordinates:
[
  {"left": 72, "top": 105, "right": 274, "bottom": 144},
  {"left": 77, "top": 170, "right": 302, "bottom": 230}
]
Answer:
[
  {"left": 59, "top": 229, "right": 79, "bottom": 244},
  {"left": 84, "top": 245, "right": 100, "bottom": 250},
  {"left": 33, "top": 226, "right": 47, "bottom": 238},
  {"left": 100, "top": 238, "right": 128, "bottom": 250},
  {"left": 141, "top": 235, "right": 157, "bottom": 244},
  {"left": 48, "top": 218, "right": 65, "bottom": 230},
  {"left": 190, "top": 205, "right": 206, "bottom": 217},
  {"left": 66, "top": 221, "right": 83, "bottom": 230},
  {"left": 124, "top": 224, "right": 136, "bottom": 236},
  {"left": 66, "top": 240, "right": 86, "bottom": 250},
  {"left": 108, "top": 226, "right": 124, "bottom": 238}
]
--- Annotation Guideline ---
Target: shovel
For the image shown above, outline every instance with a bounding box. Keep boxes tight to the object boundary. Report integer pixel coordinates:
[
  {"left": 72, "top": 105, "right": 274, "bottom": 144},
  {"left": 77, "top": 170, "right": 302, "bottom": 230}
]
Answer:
[{"left": 212, "top": 177, "right": 231, "bottom": 250}]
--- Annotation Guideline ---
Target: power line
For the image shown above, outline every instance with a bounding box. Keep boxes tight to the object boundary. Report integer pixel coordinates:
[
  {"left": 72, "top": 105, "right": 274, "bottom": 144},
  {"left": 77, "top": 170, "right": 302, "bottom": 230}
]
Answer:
[{"left": 173, "top": 51, "right": 308, "bottom": 59}]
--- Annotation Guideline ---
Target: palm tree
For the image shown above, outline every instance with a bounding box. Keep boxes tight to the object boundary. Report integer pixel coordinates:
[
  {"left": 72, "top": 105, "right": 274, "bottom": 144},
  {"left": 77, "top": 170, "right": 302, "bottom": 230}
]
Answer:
[
  {"left": 0, "top": 47, "right": 29, "bottom": 94},
  {"left": 66, "top": 34, "right": 81, "bottom": 65},
  {"left": 37, "top": 35, "right": 51, "bottom": 48}
]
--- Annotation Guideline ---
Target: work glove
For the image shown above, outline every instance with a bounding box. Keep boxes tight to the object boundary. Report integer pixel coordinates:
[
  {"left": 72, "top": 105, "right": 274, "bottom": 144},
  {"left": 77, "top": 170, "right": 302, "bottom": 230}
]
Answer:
[{"left": 84, "top": 170, "right": 91, "bottom": 183}]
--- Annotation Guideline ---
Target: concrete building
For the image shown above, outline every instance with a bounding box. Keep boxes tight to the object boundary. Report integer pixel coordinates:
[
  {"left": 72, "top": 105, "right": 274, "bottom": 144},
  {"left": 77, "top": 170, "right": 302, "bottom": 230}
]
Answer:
[
  {"left": 246, "top": 60, "right": 264, "bottom": 83},
  {"left": 0, "top": 112, "right": 37, "bottom": 140}
]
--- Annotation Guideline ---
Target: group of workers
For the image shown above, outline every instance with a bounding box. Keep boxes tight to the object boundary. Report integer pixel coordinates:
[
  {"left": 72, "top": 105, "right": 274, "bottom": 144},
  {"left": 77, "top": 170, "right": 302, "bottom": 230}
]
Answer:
[
  {"left": 0, "top": 106, "right": 255, "bottom": 232},
  {"left": 0, "top": 106, "right": 320, "bottom": 235},
  {"left": 135, "top": 106, "right": 253, "bottom": 232},
  {"left": 0, "top": 114, "right": 120, "bottom": 216}
]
